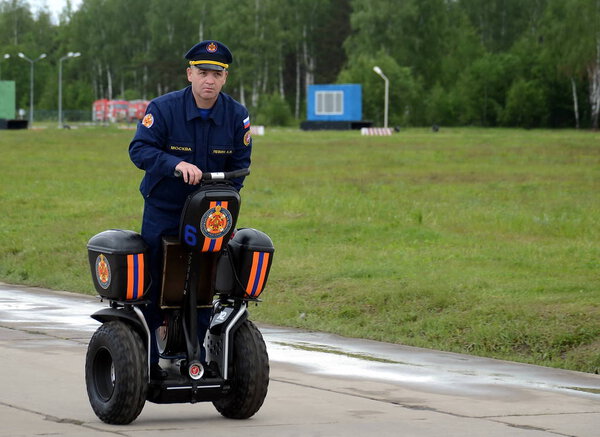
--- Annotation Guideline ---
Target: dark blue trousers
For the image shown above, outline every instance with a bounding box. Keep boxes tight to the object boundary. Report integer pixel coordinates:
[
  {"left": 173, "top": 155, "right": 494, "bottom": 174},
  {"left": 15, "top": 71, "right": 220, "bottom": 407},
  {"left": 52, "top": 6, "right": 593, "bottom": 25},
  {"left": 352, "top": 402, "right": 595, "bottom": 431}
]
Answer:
[{"left": 141, "top": 202, "right": 211, "bottom": 364}]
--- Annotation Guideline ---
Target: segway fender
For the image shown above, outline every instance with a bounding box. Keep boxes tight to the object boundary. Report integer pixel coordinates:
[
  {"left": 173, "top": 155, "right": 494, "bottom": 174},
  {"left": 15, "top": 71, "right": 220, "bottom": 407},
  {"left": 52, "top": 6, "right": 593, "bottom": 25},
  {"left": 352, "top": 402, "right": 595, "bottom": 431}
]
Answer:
[
  {"left": 91, "top": 307, "right": 151, "bottom": 382},
  {"left": 209, "top": 305, "right": 247, "bottom": 335},
  {"left": 206, "top": 303, "right": 248, "bottom": 380},
  {"left": 92, "top": 307, "right": 143, "bottom": 328}
]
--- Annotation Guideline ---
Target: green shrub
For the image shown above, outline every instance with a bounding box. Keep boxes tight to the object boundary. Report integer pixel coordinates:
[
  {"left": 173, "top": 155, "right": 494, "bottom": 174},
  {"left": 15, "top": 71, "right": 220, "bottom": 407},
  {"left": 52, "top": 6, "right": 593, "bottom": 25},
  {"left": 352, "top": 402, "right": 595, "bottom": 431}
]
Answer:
[
  {"left": 501, "top": 79, "right": 548, "bottom": 128},
  {"left": 254, "top": 93, "right": 294, "bottom": 126}
]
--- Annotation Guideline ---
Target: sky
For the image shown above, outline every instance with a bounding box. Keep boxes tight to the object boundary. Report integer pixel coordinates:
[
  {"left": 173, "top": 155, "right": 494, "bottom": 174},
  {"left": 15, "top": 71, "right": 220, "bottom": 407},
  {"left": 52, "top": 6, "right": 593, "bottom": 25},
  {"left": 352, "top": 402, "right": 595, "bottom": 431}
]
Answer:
[{"left": 28, "top": 0, "right": 82, "bottom": 22}]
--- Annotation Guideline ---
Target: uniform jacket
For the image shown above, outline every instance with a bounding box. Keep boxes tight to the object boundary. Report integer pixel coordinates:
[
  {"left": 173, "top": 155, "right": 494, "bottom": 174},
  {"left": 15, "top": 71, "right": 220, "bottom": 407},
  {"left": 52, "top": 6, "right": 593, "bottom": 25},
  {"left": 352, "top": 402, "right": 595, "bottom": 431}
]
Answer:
[{"left": 129, "top": 86, "right": 252, "bottom": 211}]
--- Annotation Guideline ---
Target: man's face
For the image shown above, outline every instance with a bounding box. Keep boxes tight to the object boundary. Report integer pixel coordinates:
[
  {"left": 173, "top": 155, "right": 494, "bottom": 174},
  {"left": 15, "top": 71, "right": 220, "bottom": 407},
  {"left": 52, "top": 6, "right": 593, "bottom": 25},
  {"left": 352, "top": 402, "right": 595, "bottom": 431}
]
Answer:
[{"left": 187, "top": 67, "right": 228, "bottom": 108}]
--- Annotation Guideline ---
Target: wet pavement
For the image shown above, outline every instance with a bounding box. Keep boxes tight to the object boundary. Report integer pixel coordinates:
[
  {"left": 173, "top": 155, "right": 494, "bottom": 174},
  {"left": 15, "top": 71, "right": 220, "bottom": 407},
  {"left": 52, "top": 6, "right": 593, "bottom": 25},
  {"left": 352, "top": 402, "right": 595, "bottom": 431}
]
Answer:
[{"left": 1, "top": 282, "right": 599, "bottom": 436}]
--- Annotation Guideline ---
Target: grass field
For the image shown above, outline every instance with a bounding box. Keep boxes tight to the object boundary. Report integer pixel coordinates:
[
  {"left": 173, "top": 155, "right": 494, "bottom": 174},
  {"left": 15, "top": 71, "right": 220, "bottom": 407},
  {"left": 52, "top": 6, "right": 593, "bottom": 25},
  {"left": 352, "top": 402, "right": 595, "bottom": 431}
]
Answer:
[{"left": 0, "top": 125, "right": 598, "bottom": 373}]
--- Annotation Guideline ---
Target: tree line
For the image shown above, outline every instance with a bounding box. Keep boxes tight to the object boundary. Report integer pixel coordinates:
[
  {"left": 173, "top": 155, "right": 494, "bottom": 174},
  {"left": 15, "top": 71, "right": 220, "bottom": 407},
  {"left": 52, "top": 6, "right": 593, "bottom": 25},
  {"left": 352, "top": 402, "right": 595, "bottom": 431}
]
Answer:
[{"left": 0, "top": 0, "right": 598, "bottom": 128}]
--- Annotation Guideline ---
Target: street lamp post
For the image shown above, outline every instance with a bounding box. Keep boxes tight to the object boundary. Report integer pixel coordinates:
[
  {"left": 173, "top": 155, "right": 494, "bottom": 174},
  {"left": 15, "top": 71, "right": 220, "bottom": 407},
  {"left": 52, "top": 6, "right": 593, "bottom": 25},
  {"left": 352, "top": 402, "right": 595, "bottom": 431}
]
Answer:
[
  {"left": 58, "top": 52, "right": 81, "bottom": 128},
  {"left": 0, "top": 54, "right": 10, "bottom": 80},
  {"left": 18, "top": 52, "right": 47, "bottom": 125},
  {"left": 373, "top": 65, "right": 389, "bottom": 129}
]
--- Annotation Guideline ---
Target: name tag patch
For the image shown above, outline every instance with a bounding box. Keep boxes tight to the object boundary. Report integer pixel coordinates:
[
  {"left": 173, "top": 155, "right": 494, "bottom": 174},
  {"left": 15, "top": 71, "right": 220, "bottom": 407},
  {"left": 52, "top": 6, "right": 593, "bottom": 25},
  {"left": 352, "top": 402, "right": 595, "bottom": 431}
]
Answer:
[
  {"left": 211, "top": 149, "right": 233, "bottom": 155},
  {"left": 169, "top": 145, "right": 192, "bottom": 152}
]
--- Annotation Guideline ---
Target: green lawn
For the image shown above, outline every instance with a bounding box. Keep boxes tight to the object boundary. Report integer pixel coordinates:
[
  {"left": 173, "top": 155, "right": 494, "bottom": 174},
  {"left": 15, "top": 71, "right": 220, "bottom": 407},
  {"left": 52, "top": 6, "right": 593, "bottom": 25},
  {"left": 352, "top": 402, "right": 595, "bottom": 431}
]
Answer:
[{"left": 1, "top": 125, "right": 598, "bottom": 373}]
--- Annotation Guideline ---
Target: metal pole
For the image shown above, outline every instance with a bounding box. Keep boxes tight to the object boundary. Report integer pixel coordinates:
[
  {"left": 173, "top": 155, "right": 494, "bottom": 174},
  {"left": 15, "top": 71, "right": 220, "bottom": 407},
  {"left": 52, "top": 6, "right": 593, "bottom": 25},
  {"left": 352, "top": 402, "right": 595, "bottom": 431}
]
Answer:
[
  {"left": 58, "top": 52, "right": 80, "bottom": 128},
  {"left": 29, "top": 61, "right": 34, "bottom": 123},
  {"left": 383, "top": 75, "right": 389, "bottom": 129},
  {"left": 18, "top": 53, "right": 46, "bottom": 126},
  {"left": 373, "top": 66, "right": 389, "bottom": 129},
  {"left": 58, "top": 58, "right": 63, "bottom": 128}
]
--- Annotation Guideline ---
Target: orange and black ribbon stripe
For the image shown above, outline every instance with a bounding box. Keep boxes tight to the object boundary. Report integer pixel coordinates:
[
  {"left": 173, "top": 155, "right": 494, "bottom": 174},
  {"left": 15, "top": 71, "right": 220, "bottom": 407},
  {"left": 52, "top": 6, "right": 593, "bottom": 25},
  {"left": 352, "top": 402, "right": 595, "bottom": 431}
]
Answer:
[
  {"left": 126, "top": 253, "right": 145, "bottom": 299},
  {"left": 246, "top": 251, "right": 271, "bottom": 297}
]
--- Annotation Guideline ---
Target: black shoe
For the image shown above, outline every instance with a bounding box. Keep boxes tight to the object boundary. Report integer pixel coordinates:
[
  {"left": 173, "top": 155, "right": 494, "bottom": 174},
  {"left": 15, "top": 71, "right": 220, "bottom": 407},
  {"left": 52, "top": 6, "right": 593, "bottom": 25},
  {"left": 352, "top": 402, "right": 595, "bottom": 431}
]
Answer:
[{"left": 150, "top": 363, "right": 168, "bottom": 380}]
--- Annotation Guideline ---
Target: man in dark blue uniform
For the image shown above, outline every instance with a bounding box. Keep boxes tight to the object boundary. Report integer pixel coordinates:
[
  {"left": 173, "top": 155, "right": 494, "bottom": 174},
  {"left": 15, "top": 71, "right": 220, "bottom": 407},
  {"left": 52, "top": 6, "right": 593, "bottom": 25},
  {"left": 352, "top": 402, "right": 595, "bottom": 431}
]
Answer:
[{"left": 129, "top": 40, "right": 252, "bottom": 379}]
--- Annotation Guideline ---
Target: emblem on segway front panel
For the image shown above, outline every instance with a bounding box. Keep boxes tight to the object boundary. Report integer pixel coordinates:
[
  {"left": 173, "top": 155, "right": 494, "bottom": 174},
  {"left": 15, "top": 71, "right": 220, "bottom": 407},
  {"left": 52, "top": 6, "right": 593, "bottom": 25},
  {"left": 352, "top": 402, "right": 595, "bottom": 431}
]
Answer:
[
  {"left": 201, "top": 204, "right": 232, "bottom": 239},
  {"left": 189, "top": 363, "right": 204, "bottom": 380},
  {"left": 95, "top": 254, "right": 111, "bottom": 289}
]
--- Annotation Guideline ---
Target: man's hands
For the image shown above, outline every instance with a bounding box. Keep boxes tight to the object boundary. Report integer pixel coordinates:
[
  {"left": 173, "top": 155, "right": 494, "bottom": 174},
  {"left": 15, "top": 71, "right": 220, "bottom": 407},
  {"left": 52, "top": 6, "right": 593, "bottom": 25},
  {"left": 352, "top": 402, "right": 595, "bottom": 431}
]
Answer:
[{"left": 175, "top": 161, "right": 203, "bottom": 185}]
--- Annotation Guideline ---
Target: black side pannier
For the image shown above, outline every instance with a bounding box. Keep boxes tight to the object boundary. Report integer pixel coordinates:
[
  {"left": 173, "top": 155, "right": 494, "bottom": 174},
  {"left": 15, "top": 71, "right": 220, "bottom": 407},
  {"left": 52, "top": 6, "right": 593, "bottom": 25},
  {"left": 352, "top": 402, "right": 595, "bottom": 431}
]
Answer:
[
  {"left": 87, "top": 229, "right": 149, "bottom": 301},
  {"left": 215, "top": 228, "right": 274, "bottom": 298}
]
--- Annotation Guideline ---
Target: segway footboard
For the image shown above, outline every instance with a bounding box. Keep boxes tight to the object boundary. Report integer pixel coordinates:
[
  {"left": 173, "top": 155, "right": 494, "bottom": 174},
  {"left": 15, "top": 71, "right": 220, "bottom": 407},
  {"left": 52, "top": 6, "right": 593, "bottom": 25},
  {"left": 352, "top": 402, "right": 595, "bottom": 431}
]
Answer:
[
  {"left": 146, "top": 303, "right": 248, "bottom": 404},
  {"left": 146, "top": 378, "right": 229, "bottom": 404}
]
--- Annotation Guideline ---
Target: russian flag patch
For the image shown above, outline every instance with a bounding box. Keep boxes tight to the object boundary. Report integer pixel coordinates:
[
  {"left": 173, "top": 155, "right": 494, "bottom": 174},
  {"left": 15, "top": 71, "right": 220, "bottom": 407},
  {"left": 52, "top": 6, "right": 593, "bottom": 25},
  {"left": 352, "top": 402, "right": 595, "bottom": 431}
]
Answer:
[{"left": 243, "top": 116, "right": 250, "bottom": 129}]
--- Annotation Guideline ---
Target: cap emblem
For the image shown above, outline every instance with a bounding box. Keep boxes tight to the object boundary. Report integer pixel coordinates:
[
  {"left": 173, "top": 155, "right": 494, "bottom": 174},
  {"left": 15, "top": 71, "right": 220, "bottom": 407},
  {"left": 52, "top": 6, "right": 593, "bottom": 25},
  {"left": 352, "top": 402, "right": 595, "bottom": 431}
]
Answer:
[{"left": 207, "top": 42, "right": 218, "bottom": 53}]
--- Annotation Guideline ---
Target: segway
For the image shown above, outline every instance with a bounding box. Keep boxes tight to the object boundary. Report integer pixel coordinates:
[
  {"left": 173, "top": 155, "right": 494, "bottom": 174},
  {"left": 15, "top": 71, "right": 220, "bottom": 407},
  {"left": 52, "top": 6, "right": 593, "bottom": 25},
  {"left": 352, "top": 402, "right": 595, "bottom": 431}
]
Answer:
[{"left": 84, "top": 168, "right": 274, "bottom": 424}]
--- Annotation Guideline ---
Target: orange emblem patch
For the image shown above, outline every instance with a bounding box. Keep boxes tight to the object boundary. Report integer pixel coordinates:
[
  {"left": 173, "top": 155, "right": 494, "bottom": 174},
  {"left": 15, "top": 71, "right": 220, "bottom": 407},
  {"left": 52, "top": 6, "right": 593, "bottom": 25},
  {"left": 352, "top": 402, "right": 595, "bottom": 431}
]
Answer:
[
  {"left": 95, "top": 254, "right": 111, "bottom": 289},
  {"left": 201, "top": 204, "right": 233, "bottom": 239},
  {"left": 142, "top": 113, "right": 154, "bottom": 128},
  {"left": 243, "top": 130, "right": 252, "bottom": 146}
]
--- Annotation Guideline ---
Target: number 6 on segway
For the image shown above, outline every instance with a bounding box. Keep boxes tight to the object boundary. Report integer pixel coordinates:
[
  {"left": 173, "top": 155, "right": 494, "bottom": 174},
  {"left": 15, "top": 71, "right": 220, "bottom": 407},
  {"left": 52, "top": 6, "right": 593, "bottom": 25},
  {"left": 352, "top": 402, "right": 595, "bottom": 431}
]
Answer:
[{"left": 84, "top": 168, "right": 274, "bottom": 424}]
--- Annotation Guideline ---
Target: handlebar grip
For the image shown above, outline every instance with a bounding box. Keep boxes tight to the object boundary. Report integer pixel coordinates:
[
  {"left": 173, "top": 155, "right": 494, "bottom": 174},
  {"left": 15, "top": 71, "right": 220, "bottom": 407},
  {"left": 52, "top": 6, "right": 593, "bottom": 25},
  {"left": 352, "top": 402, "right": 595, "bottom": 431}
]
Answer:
[
  {"left": 211, "top": 168, "right": 250, "bottom": 180},
  {"left": 173, "top": 168, "right": 250, "bottom": 180}
]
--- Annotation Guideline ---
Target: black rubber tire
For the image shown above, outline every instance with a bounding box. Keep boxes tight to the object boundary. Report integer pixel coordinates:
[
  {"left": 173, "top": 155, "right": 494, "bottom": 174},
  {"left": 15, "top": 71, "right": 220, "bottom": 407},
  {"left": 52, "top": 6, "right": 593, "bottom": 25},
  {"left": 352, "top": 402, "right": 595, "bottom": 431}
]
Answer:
[
  {"left": 156, "top": 311, "right": 184, "bottom": 355},
  {"left": 85, "top": 321, "right": 147, "bottom": 424},
  {"left": 213, "top": 320, "right": 269, "bottom": 419}
]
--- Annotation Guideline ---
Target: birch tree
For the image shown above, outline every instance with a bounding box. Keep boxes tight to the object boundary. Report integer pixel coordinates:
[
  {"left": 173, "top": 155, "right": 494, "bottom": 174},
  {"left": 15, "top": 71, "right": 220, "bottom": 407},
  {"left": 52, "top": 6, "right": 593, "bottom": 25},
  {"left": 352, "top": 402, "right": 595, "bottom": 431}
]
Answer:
[{"left": 543, "top": 0, "right": 600, "bottom": 129}]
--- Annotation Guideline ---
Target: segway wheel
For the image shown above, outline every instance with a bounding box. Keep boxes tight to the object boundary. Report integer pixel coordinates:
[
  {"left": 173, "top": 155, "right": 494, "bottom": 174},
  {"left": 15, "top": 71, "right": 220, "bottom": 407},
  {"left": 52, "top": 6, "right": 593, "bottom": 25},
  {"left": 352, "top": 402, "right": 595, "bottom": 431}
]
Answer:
[
  {"left": 213, "top": 320, "right": 269, "bottom": 419},
  {"left": 85, "top": 321, "right": 147, "bottom": 424}
]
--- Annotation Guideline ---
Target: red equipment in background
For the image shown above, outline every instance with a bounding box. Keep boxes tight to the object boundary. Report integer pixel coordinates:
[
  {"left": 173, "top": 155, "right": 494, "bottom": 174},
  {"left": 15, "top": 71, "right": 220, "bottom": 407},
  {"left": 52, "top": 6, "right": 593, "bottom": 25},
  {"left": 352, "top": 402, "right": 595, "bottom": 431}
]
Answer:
[
  {"left": 107, "top": 100, "right": 129, "bottom": 123},
  {"left": 92, "top": 99, "right": 108, "bottom": 122},
  {"left": 93, "top": 99, "right": 149, "bottom": 123},
  {"left": 128, "top": 100, "right": 149, "bottom": 122}
]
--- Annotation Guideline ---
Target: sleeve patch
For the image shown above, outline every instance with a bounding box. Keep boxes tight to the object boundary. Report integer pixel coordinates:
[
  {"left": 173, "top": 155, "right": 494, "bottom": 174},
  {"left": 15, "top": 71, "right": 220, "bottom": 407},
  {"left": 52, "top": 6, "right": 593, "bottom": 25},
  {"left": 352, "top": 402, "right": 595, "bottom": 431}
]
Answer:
[
  {"left": 142, "top": 113, "right": 154, "bottom": 128},
  {"left": 243, "top": 130, "right": 252, "bottom": 146},
  {"left": 243, "top": 116, "right": 250, "bottom": 129}
]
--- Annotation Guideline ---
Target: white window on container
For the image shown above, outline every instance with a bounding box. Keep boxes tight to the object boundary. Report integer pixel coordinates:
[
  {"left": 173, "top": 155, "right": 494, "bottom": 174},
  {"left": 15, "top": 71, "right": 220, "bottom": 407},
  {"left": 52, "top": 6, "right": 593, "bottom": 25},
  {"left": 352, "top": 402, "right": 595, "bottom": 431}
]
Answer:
[{"left": 316, "top": 91, "right": 343, "bottom": 115}]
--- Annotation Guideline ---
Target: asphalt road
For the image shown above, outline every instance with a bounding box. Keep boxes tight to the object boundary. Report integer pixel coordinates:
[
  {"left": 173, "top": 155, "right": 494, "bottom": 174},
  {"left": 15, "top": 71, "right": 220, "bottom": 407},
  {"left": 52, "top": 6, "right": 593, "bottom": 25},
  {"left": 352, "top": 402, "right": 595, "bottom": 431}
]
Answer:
[{"left": 1, "top": 282, "right": 599, "bottom": 436}]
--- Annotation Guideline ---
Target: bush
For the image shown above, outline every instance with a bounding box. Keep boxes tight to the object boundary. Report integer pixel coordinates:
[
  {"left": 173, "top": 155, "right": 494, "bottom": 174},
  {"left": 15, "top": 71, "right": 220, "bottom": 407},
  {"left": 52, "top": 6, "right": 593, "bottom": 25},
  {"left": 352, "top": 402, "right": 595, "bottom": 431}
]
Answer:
[
  {"left": 501, "top": 79, "right": 548, "bottom": 128},
  {"left": 424, "top": 83, "right": 463, "bottom": 126},
  {"left": 456, "top": 53, "right": 520, "bottom": 126},
  {"left": 254, "top": 93, "right": 294, "bottom": 126}
]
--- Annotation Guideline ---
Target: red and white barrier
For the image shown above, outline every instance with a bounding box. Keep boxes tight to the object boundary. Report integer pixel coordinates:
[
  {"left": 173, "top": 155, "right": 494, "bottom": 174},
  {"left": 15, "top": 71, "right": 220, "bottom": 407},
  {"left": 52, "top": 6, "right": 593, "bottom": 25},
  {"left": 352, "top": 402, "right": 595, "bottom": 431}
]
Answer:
[{"left": 360, "top": 127, "right": 393, "bottom": 136}]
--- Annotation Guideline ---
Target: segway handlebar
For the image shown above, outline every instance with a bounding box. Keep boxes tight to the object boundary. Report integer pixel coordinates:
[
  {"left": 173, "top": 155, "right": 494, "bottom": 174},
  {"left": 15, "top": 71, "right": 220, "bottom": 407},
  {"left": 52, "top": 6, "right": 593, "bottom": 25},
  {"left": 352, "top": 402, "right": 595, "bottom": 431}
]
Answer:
[{"left": 174, "top": 167, "right": 250, "bottom": 180}]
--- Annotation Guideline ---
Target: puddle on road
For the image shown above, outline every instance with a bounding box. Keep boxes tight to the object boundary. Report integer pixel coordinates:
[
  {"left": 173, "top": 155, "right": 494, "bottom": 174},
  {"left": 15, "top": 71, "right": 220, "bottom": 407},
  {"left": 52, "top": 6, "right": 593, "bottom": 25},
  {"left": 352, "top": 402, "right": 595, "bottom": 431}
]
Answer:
[
  {"left": 563, "top": 386, "right": 600, "bottom": 395},
  {"left": 266, "top": 340, "right": 437, "bottom": 385},
  {"left": 272, "top": 341, "right": 409, "bottom": 365},
  {"left": 2, "top": 285, "right": 600, "bottom": 399},
  {"left": 0, "top": 288, "right": 102, "bottom": 333}
]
